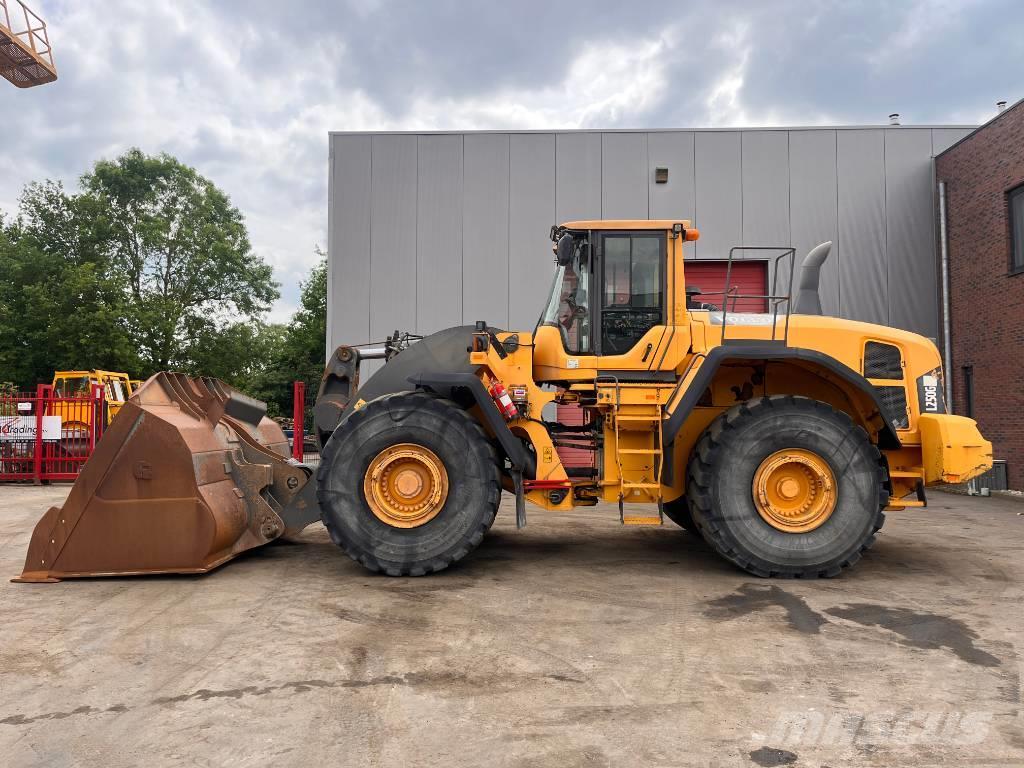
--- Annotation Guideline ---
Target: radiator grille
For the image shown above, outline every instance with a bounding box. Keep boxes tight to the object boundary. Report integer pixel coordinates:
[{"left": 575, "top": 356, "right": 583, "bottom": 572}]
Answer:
[
  {"left": 864, "top": 342, "right": 903, "bottom": 380},
  {"left": 875, "top": 386, "right": 909, "bottom": 429}
]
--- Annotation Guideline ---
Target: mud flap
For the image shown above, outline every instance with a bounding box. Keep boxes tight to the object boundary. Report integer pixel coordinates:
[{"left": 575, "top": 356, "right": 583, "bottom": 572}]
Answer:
[{"left": 512, "top": 469, "right": 526, "bottom": 529}]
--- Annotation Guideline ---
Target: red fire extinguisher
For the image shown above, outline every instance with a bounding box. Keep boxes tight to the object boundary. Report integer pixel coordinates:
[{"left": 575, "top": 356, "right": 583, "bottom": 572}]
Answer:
[{"left": 488, "top": 377, "right": 519, "bottom": 420}]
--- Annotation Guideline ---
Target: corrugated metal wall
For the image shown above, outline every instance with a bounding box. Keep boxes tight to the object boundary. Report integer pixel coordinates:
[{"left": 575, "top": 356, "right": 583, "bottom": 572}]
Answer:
[{"left": 328, "top": 126, "right": 973, "bottom": 355}]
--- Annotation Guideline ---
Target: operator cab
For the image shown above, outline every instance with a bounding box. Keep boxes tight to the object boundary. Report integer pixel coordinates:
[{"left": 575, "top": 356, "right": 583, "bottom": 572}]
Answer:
[
  {"left": 534, "top": 221, "right": 698, "bottom": 381},
  {"left": 541, "top": 224, "right": 666, "bottom": 355}
]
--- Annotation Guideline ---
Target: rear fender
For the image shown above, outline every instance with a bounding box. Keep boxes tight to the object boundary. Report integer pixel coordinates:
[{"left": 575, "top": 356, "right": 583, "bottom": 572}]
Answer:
[{"left": 663, "top": 345, "right": 902, "bottom": 484}]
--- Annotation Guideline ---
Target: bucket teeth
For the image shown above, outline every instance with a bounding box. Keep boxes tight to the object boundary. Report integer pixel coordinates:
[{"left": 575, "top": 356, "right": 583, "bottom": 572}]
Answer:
[{"left": 14, "top": 373, "right": 309, "bottom": 583}]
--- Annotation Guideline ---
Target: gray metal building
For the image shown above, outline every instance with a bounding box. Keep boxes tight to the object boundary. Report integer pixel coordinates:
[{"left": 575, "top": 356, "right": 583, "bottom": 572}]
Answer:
[{"left": 327, "top": 126, "right": 973, "bottom": 355}]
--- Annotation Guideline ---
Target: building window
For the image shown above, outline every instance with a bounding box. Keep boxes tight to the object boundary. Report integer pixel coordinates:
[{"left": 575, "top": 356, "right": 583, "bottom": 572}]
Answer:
[
  {"left": 1011, "top": 184, "right": 1024, "bottom": 274},
  {"left": 962, "top": 366, "right": 974, "bottom": 418}
]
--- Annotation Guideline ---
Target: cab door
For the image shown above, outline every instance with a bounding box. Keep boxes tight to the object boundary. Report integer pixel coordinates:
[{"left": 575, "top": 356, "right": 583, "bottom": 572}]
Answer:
[
  {"left": 593, "top": 230, "right": 685, "bottom": 373},
  {"left": 532, "top": 228, "right": 692, "bottom": 382}
]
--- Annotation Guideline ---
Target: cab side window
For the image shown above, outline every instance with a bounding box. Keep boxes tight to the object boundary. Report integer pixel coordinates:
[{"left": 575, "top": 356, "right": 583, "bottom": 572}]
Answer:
[{"left": 600, "top": 233, "right": 664, "bottom": 355}]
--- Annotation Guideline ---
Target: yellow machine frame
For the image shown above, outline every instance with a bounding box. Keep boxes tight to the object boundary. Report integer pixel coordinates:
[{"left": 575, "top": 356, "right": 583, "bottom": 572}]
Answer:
[
  {"left": 468, "top": 220, "right": 990, "bottom": 517},
  {"left": 13, "top": 220, "right": 993, "bottom": 583}
]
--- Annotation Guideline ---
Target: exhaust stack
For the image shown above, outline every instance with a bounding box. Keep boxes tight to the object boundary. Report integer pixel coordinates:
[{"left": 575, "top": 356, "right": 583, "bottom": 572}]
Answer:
[{"left": 793, "top": 241, "right": 832, "bottom": 316}]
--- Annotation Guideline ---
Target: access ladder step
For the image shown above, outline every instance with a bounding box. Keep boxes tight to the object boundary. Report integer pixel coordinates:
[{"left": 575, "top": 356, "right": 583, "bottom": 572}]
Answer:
[
  {"left": 622, "top": 515, "right": 663, "bottom": 526},
  {"left": 616, "top": 414, "right": 662, "bottom": 421},
  {"left": 621, "top": 481, "right": 663, "bottom": 490},
  {"left": 618, "top": 448, "right": 661, "bottom": 455}
]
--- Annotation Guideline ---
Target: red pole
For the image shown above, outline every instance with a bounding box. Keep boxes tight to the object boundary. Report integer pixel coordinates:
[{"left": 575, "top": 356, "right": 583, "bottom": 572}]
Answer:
[
  {"left": 293, "top": 381, "right": 305, "bottom": 461},
  {"left": 32, "top": 383, "right": 46, "bottom": 485}
]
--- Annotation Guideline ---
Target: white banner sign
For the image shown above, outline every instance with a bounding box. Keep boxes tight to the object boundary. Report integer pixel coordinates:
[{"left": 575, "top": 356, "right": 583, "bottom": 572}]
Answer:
[{"left": 0, "top": 415, "right": 62, "bottom": 442}]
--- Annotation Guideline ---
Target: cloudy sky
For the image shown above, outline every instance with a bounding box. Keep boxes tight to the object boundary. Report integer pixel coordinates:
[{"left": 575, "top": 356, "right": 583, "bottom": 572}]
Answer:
[{"left": 1, "top": 0, "right": 1020, "bottom": 321}]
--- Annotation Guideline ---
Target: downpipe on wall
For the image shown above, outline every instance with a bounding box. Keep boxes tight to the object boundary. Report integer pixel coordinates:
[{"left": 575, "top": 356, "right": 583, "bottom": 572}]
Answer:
[{"left": 938, "top": 180, "right": 954, "bottom": 412}]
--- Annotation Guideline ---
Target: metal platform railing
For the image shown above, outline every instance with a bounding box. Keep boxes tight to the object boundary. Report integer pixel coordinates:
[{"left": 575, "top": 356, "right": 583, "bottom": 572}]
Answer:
[
  {"left": 0, "top": 0, "right": 56, "bottom": 88},
  {"left": 693, "top": 246, "right": 797, "bottom": 346}
]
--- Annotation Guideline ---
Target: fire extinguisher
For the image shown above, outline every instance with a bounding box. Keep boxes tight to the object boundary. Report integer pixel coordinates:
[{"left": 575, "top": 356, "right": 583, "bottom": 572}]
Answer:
[{"left": 487, "top": 377, "right": 519, "bottom": 421}]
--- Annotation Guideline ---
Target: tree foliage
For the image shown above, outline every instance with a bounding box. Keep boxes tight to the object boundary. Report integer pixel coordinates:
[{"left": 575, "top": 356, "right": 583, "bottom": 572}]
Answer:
[
  {"left": 0, "top": 149, "right": 295, "bottom": 394},
  {"left": 246, "top": 253, "right": 327, "bottom": 418},
  {"left": 83, "top": 149, "right": 278, "bottom": 370},
  {"left": 0, "top": 193, "right": 138, "bottom": 386}
]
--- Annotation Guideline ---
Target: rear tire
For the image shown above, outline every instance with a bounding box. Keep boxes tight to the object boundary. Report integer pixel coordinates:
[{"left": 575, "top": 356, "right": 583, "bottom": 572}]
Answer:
[
  {"left": 316, "top": 391, "right": 500, "bottom": 576},
  {"left": 686, "top": 396, "right": 887, "bottom": 578}
]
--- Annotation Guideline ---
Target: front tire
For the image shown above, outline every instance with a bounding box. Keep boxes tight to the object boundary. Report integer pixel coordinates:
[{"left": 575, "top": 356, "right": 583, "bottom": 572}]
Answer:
[
  {"left": 316, "top": 391, "right": 500, "bottom": 576},
  {"left": 686, "top": 396, "right": 887, "bottom": 578}
]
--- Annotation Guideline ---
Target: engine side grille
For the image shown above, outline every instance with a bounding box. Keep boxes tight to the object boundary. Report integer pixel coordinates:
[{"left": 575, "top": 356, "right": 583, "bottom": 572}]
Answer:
[
  {"left": 875, "top": 385, "right": 909, "bottom": 429},
  {"left": 864, "top": 341, "right": 903, "bottom": 380}
]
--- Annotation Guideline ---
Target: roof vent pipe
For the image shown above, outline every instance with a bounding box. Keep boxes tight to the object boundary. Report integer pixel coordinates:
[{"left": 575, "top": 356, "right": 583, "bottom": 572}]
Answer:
[
  {"left": 997, "top": 101, "right": 1007, "bottom": 113},
  {"left": 889, "top": 113, "right": 900, "bottom": 125}
]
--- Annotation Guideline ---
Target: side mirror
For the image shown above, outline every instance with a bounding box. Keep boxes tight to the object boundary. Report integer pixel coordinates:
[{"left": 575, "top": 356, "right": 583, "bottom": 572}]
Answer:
[{"left": 556, "top": 233, "right": 575, "bottom": 266}]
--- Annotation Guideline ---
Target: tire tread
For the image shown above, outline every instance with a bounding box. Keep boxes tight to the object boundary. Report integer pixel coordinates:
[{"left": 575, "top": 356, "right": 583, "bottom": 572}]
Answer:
[
  {"left": 316, "top": 390, "right": 500, "bottom": 576},
  {"left": 686, "top": 395, "right": 887, "bottom": 578}
]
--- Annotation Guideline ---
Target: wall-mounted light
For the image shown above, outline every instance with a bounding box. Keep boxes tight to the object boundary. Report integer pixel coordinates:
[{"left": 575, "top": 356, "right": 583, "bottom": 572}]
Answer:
[{"left": 655, "top": 167, "right": 669, "bottom": 184}]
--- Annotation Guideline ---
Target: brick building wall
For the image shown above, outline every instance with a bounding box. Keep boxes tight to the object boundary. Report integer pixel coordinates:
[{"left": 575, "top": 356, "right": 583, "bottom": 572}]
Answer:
[{"left": 936, "top": 100, "right": 1024, "bottom": 489}]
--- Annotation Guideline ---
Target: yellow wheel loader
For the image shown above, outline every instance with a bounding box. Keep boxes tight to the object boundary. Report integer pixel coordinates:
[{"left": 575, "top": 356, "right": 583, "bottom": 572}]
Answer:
[
  {"left": 51, "top": 370, "right": 134, "bottom": 423},
  {"left": 16, "top": 221, "right": 992, "bottom": 582},
  {"left": 47, "top": 370, "right": 135, "bottom": 457}
]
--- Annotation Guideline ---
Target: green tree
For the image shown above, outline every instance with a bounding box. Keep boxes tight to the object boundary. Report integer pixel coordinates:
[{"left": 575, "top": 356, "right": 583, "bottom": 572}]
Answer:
[
  {"left": 191, "top": 320, "right": 288, "bottom": 392},
  {"left": 0, "top": 149, "right": 281, "bottom": 389},
  {"left": 81, "top": 149, "right": 279, "bottom": 370},
  {"left": 246, "top": 252, "right": 327, "bottom": 418},
  {"left": 282, "top": 252, "right": 327, "bottom": 386},
  {"left": 0, "top": 196, "right": 137, "bottom": 387}
]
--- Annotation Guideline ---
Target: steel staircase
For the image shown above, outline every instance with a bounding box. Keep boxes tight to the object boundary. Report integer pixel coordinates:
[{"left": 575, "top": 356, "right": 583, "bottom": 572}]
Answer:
[{"left": 601, "top": 382, "right": 666, "bottom": 526}]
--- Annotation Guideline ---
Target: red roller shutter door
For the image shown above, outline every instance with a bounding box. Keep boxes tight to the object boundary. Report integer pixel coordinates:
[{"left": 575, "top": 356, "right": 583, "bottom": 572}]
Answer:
[{"left": 684, "top": 260, "right": 768, "bottom": 313}]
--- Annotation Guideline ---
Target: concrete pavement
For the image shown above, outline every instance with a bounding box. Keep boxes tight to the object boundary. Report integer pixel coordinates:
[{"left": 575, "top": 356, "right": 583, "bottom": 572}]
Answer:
[{"left": 1, "top": 484, "right": 1022, "bottom": 768}]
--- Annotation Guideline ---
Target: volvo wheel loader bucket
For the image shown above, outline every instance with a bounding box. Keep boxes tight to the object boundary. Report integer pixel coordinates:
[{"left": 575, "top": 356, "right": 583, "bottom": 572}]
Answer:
[{"left": 15, "top": 373, "right": 315, "bottom": 583}]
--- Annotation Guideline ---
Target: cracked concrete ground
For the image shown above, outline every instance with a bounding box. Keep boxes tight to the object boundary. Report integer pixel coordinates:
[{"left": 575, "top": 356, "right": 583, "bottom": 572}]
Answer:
[{"left": 1, "top": 484, "right": 1022, "bottom": 768}]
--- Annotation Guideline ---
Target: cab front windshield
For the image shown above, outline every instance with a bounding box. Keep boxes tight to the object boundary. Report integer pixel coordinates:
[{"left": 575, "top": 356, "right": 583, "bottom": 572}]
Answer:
[
  {"left": 540, "top": 248, "right": 590, "bottom": 353},
  {"left": 54, "top": 376, "right": 91, "bottom": 397}
]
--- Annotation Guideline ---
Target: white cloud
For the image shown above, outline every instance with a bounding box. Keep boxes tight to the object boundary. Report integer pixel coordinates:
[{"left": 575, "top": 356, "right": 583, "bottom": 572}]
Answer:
[
  {"left": 1, "top": 0, "right": 1018, "bottom": 325},
  {"left": 866, "top": 0, "right": 971, "bottom": 70},
  {"left": 704, "top": 23, "right": 752, "bottom": 126}
]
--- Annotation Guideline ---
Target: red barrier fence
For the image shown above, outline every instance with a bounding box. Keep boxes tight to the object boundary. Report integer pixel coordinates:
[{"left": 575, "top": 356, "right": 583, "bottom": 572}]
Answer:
[
  {"left": 290, "top": 381, "right": 319, "bottom": 466},
  {"left": 0, "top": 384, "right": 106, "bottom": 483},
  {"left": 3, "top": 381, "right": 317, "bottom": 482}
]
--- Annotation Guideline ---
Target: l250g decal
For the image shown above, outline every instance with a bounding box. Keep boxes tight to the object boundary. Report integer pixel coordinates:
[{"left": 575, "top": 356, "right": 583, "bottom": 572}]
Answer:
[{"left": 916, "top": 368, "right": 946, "bottom": 414}]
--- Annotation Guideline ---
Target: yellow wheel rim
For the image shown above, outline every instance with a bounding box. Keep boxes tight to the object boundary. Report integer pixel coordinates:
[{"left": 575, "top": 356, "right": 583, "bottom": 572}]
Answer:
[
  {"left": 752, "top": 449, "right": 836, "bottom": 533},
  {"left": 363, "top": 443, "right": 449, "bottom": 528}
]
